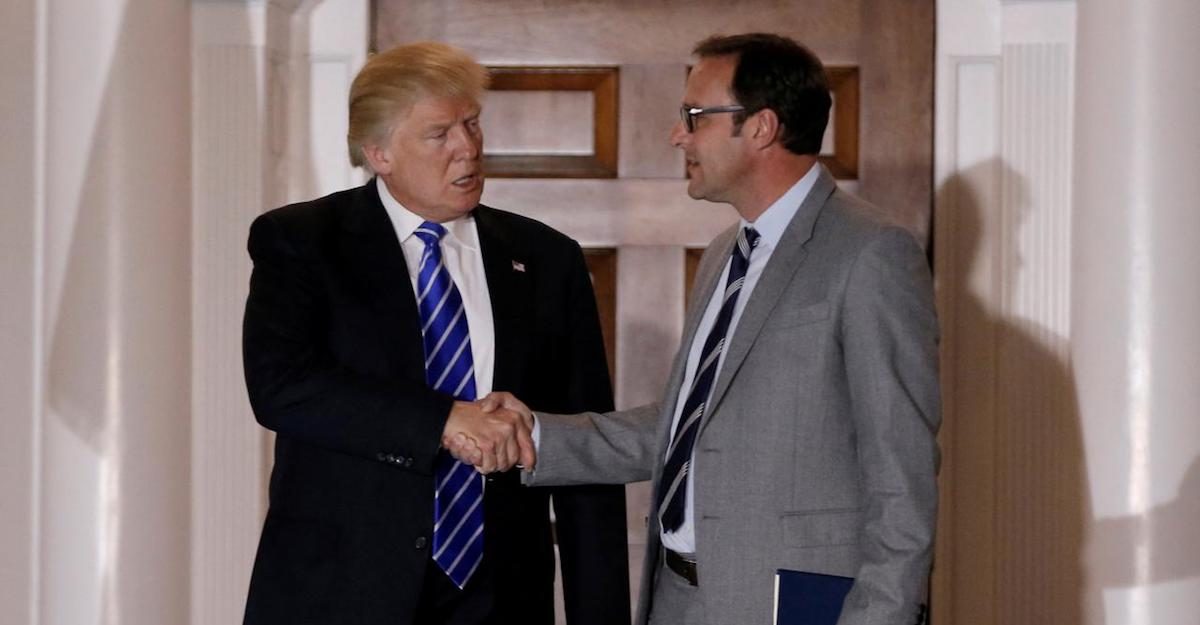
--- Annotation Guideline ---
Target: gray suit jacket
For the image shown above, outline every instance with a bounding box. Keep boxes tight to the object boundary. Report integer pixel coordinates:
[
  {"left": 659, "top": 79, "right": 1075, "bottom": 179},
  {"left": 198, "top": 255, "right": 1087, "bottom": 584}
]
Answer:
[{"left": 528, "top": 166, "right": 941, "bottom": 625}]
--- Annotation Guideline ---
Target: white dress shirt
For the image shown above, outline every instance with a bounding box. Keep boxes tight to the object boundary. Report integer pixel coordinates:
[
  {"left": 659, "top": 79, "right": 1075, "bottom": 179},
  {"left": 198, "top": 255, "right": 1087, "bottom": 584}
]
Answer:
[
  {"left": 660, "top": 164, "right": 820, "bottom": 554},
  {"left": 376, "top": 177, "right": 495, "bottom": 398}
]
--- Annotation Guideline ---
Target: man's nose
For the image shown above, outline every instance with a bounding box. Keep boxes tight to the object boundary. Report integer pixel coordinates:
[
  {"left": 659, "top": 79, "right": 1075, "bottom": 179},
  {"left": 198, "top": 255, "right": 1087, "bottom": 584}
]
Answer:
[
  {"left": 451, "top": 125, "right": 481, "bottom": 159},
  {"left": 669, "top": 119, "right": 689, "bottom": 148}
]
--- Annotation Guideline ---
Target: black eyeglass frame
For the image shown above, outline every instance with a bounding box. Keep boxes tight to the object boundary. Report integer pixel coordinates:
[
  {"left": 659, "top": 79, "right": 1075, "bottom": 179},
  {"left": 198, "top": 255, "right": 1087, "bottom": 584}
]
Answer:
[{"left": 679, "top": 104, "right": 748, "bottom": 133}]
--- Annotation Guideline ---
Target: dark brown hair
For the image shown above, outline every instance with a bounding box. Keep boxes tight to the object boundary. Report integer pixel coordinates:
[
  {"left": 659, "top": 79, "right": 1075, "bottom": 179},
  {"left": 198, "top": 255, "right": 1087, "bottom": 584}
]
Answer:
[{"left": 694, "top": 33, "right": 831, "bottom": 155}]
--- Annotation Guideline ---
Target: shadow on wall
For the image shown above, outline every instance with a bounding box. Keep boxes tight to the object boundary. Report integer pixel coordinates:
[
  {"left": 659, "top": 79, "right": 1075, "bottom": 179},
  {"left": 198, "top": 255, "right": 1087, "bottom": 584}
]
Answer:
[
  {"left": 1087, "top": 456, "right": 1200, "bottom": 619},
  {"left": 938, "top": 159, "right": 1088, "bottom": 625},
  {"left": 943, "top": 159, "right": 1200, "bottom": 623}
]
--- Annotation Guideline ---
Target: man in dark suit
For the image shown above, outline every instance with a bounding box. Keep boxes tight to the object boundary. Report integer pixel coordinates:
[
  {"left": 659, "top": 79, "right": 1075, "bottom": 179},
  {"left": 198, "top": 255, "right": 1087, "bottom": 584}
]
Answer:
[{"left": 241, "top": 41, "right": 629, "bottom": 625}]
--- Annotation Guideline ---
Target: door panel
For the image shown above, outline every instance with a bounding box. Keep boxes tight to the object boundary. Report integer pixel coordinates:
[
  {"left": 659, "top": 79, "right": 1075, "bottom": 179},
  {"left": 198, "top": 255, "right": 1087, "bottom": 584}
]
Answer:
[{"left": 373, "top": 1, "right": 934, "bottom": 619}]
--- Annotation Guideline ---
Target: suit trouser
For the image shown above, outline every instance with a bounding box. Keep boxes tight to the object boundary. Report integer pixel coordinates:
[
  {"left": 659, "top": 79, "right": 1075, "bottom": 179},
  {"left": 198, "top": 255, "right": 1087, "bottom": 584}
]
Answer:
[
  {"left": 647, "top": 558, "right": 704, "bottom": 625},
  {"left": 413, "top": 556, "right": 496, "bottom": 625}
]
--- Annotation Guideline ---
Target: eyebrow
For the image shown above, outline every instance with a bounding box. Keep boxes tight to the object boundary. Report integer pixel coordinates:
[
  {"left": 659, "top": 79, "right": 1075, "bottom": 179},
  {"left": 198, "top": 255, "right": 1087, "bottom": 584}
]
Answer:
[{"left": 425, "top": 111, "right": 481, "bottom": 129}]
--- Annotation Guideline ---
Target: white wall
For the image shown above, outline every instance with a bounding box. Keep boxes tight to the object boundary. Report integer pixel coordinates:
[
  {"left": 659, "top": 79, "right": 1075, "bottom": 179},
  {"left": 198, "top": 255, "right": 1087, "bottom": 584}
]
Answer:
[
  {"left": 1073, "top": 1, "right": 1200, "bottom": 623},
  {"left": 937, "top": 1, "right": 1200, "bottom": 624}
]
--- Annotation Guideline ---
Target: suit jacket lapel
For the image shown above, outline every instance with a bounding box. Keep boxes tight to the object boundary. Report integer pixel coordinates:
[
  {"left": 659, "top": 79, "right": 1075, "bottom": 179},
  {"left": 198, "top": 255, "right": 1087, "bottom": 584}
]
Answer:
[
  {"left": 473, "top": 206, "right": 534, "bottom": 394},
  {"left": 338, "top": 180, "right": 427, "bottom": 376},
  {"left": 700, "top": 166, "right": 838, "bottom": 432}
]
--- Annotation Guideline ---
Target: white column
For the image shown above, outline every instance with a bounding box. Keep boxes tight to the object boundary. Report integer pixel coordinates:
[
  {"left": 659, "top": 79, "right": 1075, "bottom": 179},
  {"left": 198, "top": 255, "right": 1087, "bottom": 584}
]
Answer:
[
  {"left": 26, "top": 1, "right": 193, "bottom": 624},
  {"left": 189, "top": 3, "right": 270, "bottom": 622},
  {"left": 286, "top": 0, "right": 369, "bottom": 201},
  {"left": 190, "top": 1, "right": 303, "bottom": 623},
  {"left": 1073, "top": 1, "right": 1200, "bottom": 624},
  {"left": 190, "top": 0, "right": 367, "bottom": 622}
]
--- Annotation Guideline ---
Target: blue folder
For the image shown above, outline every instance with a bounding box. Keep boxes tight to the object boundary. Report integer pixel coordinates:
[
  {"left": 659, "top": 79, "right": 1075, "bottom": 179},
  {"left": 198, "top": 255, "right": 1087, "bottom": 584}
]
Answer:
[{"left": 772, "top": 568, "right": 854, "bottom": 625}]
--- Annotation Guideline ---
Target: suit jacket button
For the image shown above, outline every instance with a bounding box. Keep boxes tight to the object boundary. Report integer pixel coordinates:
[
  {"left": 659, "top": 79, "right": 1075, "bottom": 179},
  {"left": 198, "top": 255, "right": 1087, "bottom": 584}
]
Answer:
[
  {"left": 404, "top": 457, "right": 414, "bottom": 467},
  {"left": 414, "top": 536, "right": 428, "bottom": 550},
  {"left": 376, "top": 452, "right": 387, "bottom": 462}
]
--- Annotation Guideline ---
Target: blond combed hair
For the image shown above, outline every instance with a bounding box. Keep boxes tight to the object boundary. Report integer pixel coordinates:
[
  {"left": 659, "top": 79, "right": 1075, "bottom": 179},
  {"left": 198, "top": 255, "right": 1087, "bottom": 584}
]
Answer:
[{"left": 347, "top": 42, "right": 490, "bottom": 170}]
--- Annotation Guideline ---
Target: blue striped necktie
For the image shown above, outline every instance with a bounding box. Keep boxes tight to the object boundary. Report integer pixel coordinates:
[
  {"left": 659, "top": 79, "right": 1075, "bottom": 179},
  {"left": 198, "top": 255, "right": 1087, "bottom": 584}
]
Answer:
[
  {"left": 414, "top": 221, "right": 485, "bottom": 588},
  {"left": 657, "top": 226, "right": 760, "bottom": 532}
]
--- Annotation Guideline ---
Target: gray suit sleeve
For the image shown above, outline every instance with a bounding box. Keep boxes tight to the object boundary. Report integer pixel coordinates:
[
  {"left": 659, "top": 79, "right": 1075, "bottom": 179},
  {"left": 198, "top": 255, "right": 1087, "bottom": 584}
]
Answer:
[
  {"left": 524, "top": 403, "right": 661, "bottom": 487},
  {"left": 837, "top": 227, "right": 941, "bottom": 625}
]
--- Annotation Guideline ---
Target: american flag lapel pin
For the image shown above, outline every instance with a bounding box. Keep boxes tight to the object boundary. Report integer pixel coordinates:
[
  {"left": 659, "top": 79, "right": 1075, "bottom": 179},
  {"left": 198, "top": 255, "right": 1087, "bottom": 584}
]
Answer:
[{"left": 511, "top": 260, "right": 526, "bottom": 273}]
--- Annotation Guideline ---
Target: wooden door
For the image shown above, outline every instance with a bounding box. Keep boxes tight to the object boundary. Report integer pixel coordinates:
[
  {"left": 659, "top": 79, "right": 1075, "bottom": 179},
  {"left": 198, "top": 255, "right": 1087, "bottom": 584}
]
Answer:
[{"left": 373, "top": 1, "right": 935, "bottom": 619}]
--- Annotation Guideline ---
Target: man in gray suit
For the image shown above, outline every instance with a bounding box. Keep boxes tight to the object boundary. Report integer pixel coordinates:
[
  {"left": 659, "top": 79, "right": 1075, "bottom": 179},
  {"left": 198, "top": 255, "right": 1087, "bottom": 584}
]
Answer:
[{"left": 460, "top": 33, "right": 940, "bottom": 625}]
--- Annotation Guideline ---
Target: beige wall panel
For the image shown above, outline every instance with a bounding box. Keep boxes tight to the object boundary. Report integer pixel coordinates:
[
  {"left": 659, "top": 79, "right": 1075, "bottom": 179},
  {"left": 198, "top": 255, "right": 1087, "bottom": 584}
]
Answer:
[
  {"left": 0, "top": 0, "right": 38, "bottom": 621},
  {"left": 821, "top": 94, "right": 837, "bottom": 155},
  {"left": 376, "top": 0, "right": 861, "bottom": 64},
  {"left": 615, "top": 247, "right": 684, "bottom": 410},
  {"left": 480, "top": 179, "right": 738, "bottom": 248},
  {"left": 481, "top": 176, "right": 856, "bottom": 246},
  {"left": 483, "top": 90, "right": 595, "bottom": 155},
  {"left": 618, "top": 64, "right": 688, "bottom": 178},
  {"left": 376, "top": 0, "right": 934, "bottom": 240},
  {"left": 615, "top": 246, "right": 685, "bottom": 612},
  {"left": 582, "top": 248, "right": 619, "bottom": 381},
  {"left": 858, "top": 0, "right": 935, "bottom": 244}
]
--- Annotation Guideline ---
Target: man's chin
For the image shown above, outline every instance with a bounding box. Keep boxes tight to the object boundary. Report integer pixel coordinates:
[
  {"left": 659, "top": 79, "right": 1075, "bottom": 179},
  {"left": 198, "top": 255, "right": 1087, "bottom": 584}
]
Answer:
[
  {"left": 451, "top": 188, "right": 484, "bottom": 211},
  {"left": 461, "top": 183, "right": 484, "bottom": 206}
]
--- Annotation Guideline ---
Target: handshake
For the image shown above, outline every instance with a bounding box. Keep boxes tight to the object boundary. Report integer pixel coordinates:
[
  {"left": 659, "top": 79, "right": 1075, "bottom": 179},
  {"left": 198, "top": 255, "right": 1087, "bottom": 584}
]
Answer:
[{"left": 440, "top": 392, "right": 535, "bottom": 473}]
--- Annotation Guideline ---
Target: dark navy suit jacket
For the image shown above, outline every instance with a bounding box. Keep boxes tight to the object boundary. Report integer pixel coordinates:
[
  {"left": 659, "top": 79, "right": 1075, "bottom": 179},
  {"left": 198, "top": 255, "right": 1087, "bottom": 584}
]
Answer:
[{"left": 241, "top": 180, "right": 630, "bottom": 625}]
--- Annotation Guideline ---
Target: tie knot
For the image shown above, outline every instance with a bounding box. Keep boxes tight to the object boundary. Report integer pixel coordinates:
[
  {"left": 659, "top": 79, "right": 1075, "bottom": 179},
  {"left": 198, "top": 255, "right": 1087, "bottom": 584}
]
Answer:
[
  {"left": 414, "top": 221, "right": 448, "bottom": 247},
  {"left": 736, "top": 227, "right": 760, "bottom": 260}
]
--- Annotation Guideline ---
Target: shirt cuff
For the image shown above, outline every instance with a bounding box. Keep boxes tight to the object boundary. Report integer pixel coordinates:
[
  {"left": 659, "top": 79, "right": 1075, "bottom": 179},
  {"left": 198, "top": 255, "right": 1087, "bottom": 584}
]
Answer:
[{"left": 530, "top": 412, "right": 542, "bottom": 452}]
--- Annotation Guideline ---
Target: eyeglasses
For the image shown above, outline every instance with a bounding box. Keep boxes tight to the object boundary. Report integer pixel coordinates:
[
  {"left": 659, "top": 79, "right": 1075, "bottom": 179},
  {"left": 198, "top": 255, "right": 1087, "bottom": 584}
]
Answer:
[{"left": 679, "top": 104, "right": 747, "bottom": 133}]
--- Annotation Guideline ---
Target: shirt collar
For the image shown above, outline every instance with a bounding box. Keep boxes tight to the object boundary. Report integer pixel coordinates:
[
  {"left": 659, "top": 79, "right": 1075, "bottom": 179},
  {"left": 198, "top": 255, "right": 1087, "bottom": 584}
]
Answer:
[
  {"left": 740, "top": 163, "right": 821, "bottom": 250},
  {"left": 375, "top": 176, "right": 479, "bottom": 250}
]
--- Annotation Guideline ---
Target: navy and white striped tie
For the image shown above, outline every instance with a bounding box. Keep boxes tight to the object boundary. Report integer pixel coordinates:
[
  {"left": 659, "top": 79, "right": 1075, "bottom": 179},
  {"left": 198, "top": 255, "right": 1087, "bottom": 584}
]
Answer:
[
  {"left": 415, "top": 221, "right": 485, "bottom": 588},
  {"left": 657, "top": 226, "right": 760, "bottom": 532}
]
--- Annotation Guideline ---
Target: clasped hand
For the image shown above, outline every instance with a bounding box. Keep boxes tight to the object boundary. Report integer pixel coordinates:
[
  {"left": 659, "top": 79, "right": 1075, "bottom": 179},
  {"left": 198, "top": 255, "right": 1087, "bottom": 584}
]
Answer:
[{"left": 440, "top": 392, "right": 534, "bottom": 473}]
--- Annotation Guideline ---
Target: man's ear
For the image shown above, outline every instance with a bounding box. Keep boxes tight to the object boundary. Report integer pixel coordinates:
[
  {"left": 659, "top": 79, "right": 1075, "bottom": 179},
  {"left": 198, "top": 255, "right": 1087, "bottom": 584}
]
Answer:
[
  {"left": 361, "top": 141, "right": 393, "bottom": 175},
  {"left": 749, "top": 108, "right": 782, "bottom": 150}
]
